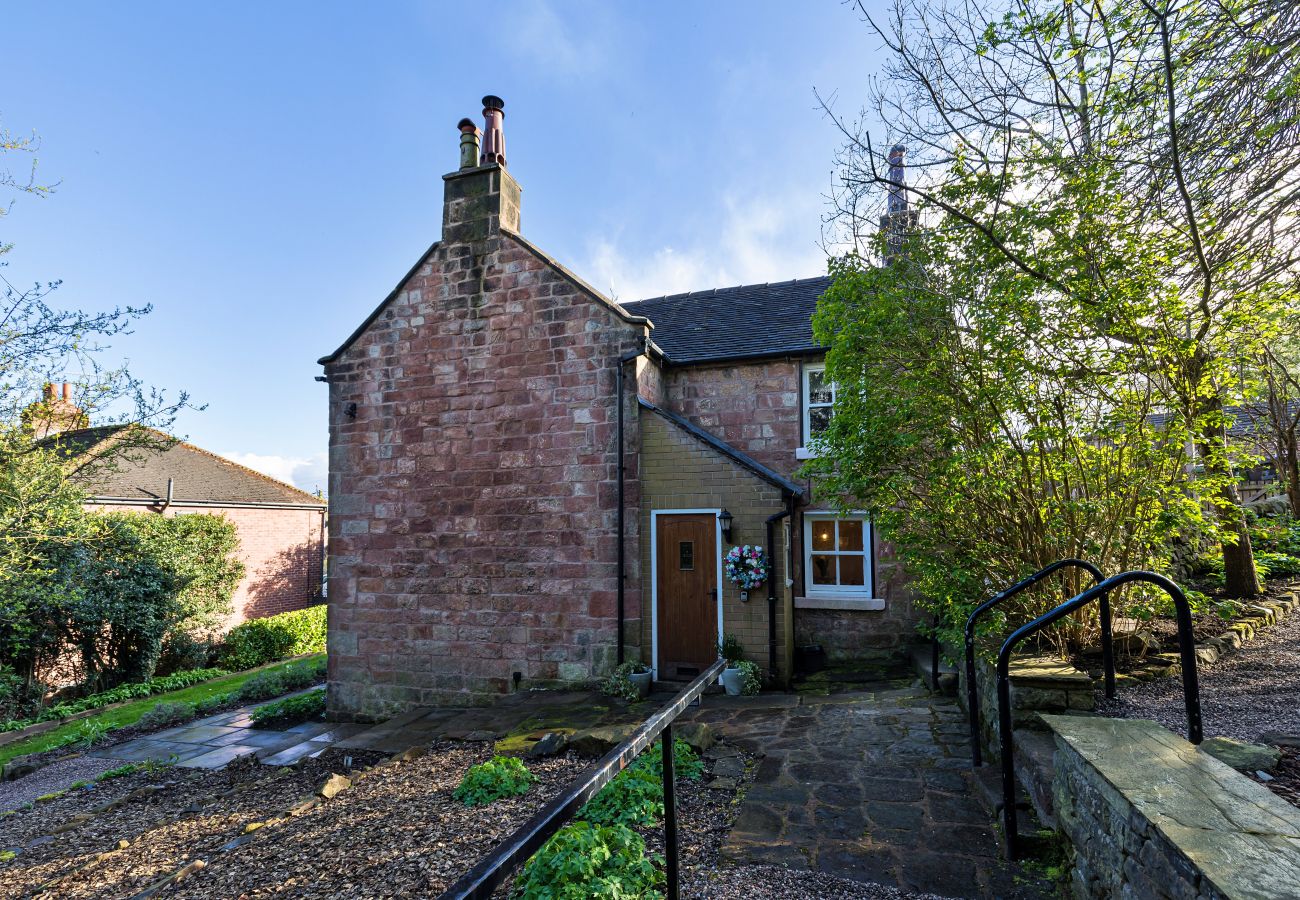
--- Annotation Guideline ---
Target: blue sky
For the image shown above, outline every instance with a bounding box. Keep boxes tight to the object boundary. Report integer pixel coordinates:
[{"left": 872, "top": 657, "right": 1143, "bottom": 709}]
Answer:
[{"left": 3, "top": 1, "right": 889, "bottom": 492}]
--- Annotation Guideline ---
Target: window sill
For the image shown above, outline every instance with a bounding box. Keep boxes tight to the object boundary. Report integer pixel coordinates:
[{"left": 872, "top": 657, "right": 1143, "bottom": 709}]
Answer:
[
  {"left": 795, "top": 447, "right": 819, "bottom": 460},
  {"left": 794, "top": 595, "right": 886, "bottom": 611}
]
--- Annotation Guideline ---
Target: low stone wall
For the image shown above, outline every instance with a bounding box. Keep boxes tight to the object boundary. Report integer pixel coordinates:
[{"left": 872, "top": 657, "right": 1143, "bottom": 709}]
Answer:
[
  {"left": 1044, "top": 714, "right": 1300, "bottom": 900},
  {"left": 958, "top": 653, "right": 1095, "bottom": 753}
]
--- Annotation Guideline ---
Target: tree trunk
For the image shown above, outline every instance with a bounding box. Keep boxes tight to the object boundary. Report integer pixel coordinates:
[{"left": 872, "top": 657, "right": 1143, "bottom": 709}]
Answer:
[
  {"left": 1198, "top": 411, "right": 1262, "bottom": 598},
  {"left": 1284, "top": 428, "right": 1300, "bottom": 517}
]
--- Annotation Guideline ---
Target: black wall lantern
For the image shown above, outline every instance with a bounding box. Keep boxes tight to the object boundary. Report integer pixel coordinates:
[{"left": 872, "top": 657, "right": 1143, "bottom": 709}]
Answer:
[{"left": 718, "top": 508, "right": 733, "bottom": 542}]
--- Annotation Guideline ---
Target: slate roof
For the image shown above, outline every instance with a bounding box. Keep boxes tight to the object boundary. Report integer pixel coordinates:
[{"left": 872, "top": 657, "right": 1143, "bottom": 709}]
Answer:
[
  {"left": 638, "top": 398, "right": 803, "bottom": 497},
  {"left": 1148, "top": 401, "right": 1300, "bottom": 439},
  {"left": 622, "top": 276, "right": 830, "bottom": 365},
  {"left": 42, "top": 426, "right": 324, "bottom": 507}
]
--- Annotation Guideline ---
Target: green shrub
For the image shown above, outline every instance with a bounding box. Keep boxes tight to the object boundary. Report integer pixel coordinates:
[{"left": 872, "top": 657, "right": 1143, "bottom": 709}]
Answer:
[
  {"left": 137, "top": 700, "right": 196, "bottom": 730},
  {"left": 515, "top": 821, "right": 663, "bottom": 900},
  {"left": 219, "top": 605, "right": 327, "bottom": 670},
  {"left": 54, "top": 719, "right": 114, "bottom": 750},
  {"left": 631, "top": 739, "right": 704, "bottom": 782},
  {"left": 193, "top": 693, "right": 235, "bottom": 717},
  {"left": 579, "top": 766, "right": 663, "bottom": 828},
  {"left": 453, "top": 755, "right": 537, "bottom": 806},
  {"left": 718, "top": 634, "right": 745, "bottom": 664},
  {"left": 0, "top": 667, "right": 41, "bottom": 723},
  {"left": 236, "top": 657, "right": 325, "bottom": 703},
  {"left": 736, "top": 660, "right": 762, "bottom": 695},
  {"left": 155, "top": 631, "right": 216, "bottom": 677},
  {"left": 1257, "top": 552, "right": 1300, "bottom": 579},
  {"left": 250, "top": 690, "right": 325, "bottom": 729}
]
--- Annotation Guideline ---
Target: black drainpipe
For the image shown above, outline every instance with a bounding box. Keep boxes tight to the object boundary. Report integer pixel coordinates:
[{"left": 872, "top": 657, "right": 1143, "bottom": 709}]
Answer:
[
  {"left": 765, "top": 500, "right": 792, "bottom": 680},
  {"left": 615, "top": 337, "right": 647, "bottom": 665}
]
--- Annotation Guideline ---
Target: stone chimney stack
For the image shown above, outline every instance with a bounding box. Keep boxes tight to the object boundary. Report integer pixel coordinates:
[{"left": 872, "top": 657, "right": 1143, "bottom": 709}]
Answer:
[
  {"left": 25, "top": 382, "right": 89, "bottom": 440},
  {"left": 442, "top": 95, "right": 521, "bottom": 244}
]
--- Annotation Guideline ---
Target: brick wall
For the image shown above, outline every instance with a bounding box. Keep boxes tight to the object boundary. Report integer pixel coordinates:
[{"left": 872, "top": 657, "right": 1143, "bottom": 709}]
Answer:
[
  {"left": 638, "top": 408, "right": 793, "bottom": 681},
  {"left": 324, "top": 164, "right": 650, "bottom": 718},
  {"left": 84, "top": 502, "right": 325, "bottom": 630}
]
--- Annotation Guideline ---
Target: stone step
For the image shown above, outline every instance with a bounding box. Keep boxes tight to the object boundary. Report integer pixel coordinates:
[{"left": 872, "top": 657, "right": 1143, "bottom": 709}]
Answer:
[
  {"left": 967, "top": 727, "right": 1058, "bottom": 855},
  {"left": 910, "top": 644, "right": 958, "bottom": 696}
]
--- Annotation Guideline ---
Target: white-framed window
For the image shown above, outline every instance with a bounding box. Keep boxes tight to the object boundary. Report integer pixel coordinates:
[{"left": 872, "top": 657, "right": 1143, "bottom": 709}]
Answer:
[
  {"left": 799, "top": 363, "right": 835, "bottom": 456},
  {"left": 802, "top": 513, "right": 874, "bottom": 599}
]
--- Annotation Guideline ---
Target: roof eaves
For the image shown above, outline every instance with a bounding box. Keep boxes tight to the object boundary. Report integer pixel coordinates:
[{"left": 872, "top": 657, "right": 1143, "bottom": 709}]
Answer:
[
  {"left": 318, "top": 240, "right": 441, "bottom": 365},
  {"left": 663, "top": 346, "right": 825, "bottom": 368},
  {"left": 638, "top": 397, "right": 804, "bottom": 498}
]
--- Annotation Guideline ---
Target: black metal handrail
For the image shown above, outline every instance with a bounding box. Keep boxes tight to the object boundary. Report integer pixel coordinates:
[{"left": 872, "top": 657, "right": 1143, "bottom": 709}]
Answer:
[
  {"left": 964, "top": 558, "right": 1110, "bottom": 766},
  {"left": 438, "top": 657, "right": 727, "bottom": 900},
  {"left": 995, "top": 571, "right": 1202, "bottom": 859}
]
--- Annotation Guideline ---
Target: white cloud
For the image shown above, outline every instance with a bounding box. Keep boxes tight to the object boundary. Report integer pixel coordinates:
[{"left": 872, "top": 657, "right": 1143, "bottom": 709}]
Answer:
[
  {"left": 502, "top": 1, "right": 613, "bottom": 77},
  {"left": 580, "top": 190, "right": 831, "bottom": 302},
  {"left": 222, "top": 451, "right": 328, "bottom": 496}
]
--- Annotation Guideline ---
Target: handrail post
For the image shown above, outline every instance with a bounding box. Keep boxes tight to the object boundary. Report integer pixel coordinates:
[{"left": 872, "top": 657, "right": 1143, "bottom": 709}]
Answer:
[
  {"left": 931, "top": 613, "right": 941, "bottom": 692},
  {"left": 662, "top": 722, "right": 679, "bottom": 900},
  {"left": 965, "top": 616, "right": 983, "bottom": 767},
  {"left": 1099, "top": 590, "right": 1116, "bottom": 699},
  {"left": 995, "top": 651, "right": 1018, "bottom": 855}
]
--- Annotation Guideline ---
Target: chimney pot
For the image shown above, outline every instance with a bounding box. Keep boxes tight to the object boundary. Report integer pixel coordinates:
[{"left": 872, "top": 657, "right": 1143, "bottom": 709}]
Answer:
[
  {"left": 457, "top": 118, "right": 481, "bottom": 170},
  {"left": 479, "top": 95, "right": 506, "bottom": 167},
  {"left": 62, "top": 382, "right": 71, "bottom": 401}
]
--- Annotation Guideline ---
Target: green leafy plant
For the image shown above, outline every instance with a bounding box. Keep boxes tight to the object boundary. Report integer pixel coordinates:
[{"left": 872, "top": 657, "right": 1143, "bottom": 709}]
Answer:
[
  {"left": 219, "top": 605, "right": 327, "bottom": 671},
  {"left": 515, "top": 821, "right": 663, "bottom": 900},
  {"left": 193, "top": 693, "right": 235, "bottom": 717},
  {"left": 54, "top": 719, "right": 114, "bottom": 750},
  {"left": 1257, "top": 552, "right": 1300, "bottom": 579},
  {"left": 1, "top": 667, "right": 229, "bottom": 733},
  {"left": 735, "top": 660, "right": 762, "bottom": 695},
  {"left": 579, "top": 766, "right": 664, "bottom": 828},
  {"left": 453, "top": 755, "right": 536, "bottom": 807},
  {"left": 96, "top": 758, "right": 173, "bottom": 782},
  {"left": 630, "top": 739, "right": 704, "bottom": 782},
  {"left": 136, "top": 700, "right": 196, "bottom": 730},
  {"left": 599, "top": 662, "right": 649, "bottom": 702},
  {"left": 250, "top": 690, "right": 325, "bottom": 729},
  {"left": 236, "top": 657, "right": 325, "bottom": 704},
  {"left": 718, "top": 634, "right": 745, "bottom": 664}
]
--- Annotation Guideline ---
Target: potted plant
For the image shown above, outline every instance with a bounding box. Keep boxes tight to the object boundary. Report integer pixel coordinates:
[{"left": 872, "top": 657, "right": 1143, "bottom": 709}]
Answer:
[
  {"left": 718, "top": 634, "right": 746, "bottom": 696},
  {"left": 600, "top": 662, "right": 652, "bottom": 700}
]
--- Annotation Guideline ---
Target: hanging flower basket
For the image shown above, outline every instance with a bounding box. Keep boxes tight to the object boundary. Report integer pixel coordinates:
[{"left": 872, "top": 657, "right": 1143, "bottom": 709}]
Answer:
[{"left": 724, "top": 545, "right": 769, "bottom": 591}]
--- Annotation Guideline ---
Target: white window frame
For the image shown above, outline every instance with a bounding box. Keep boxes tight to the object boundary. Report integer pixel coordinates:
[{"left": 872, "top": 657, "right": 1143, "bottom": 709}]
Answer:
[
  {"left": 797, "top": 512, "right": 884, "bottom": 610},
  {"left": 797, "top": 363, "right": 835, "bottom": 460}
]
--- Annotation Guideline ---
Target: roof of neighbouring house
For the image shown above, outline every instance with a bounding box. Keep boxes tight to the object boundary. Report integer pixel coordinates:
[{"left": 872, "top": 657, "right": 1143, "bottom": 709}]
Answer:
[
  {"left": 41, "top": 426, "right": 325, "bottom": 507},
  {"left": 1148, "top": 401, "right": 1300, "bottom": 439},
  {"left": 620, "top": 275, "right": 830, "bottom": 365}
]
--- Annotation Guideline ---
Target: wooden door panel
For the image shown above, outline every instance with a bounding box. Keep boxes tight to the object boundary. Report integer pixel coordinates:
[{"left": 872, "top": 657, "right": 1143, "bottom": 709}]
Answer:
[{"left": 656, "top": 513, "right": 717, "bottom": 680}]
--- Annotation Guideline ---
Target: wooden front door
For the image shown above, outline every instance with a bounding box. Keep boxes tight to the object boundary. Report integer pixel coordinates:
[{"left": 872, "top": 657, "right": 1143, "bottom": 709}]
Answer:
[{"left": 656, "top": 513, "right": 718, "bottom": 680}]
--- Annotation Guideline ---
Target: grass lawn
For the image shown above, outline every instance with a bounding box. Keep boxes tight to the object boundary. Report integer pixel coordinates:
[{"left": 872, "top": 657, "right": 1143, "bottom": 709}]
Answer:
[{"left": 0, "top": 654, "right": 326, "bottom": 769}]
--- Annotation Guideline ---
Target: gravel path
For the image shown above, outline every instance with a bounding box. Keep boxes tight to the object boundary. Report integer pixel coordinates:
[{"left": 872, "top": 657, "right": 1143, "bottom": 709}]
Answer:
[
  {"left": 696, "top": 866, "right": 950, "bottom": 899},
  {"left": 1099, "top": 602, "right": 1300, "bottom": 743},
  {"left": 0, "top": 754, "right": 132, "bottom": 814}
]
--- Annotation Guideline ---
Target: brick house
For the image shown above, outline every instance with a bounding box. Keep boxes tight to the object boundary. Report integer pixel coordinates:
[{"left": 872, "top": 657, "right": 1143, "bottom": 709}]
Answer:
[
  {"left": 319, "top": 98, "right": 920, "bottom": 719},
  {"left": 42, "top": 404, "right": 327, "bottom": 629}
]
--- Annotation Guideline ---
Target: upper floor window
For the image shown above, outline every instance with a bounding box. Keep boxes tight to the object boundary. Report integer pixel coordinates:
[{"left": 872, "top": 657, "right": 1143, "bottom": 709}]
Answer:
[{"left": 801, "top": 364, "right": 835, "bottom": 450}]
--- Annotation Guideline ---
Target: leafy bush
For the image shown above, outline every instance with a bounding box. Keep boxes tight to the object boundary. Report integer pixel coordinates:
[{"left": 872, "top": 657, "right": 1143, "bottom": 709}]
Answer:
[
  {"left": 736, "top": 660, "right": 762, "bottom": 696},
  {"left": 453, "top": 755, "right": 536, "bottom": 807},
  {"left": 54, "top": 719, "right": 114, "bottom": 749},
  {"left": 235, "top": 657, "right": 325, "bottom": 704},
  {"left": 631, "top": 739, "right": 704, "bottom": 782},
  {"left": 193, "top": 693, "right": 235, "bottom": 717},
  {"left": 219, "top": 605, "right": 327, "bottom": 671},
  {"left": 718, "top": 634, "right": 745, "bottom": 664},
  {"left": 1, "top": 667, "right": 228, "bottom": 732},
  {"left": 579, "top": 766, "right": 663, "bottom": 828},
  {"left": 599, "top": 662, "right": 649, "bottom": 702},
  {"left": 137, "top": 700, "right": 196, "bottom": 730},
  {"left": 1257, "top": 552, "right": 1300, "bottom": 579},
  {"left": 0, "top": 666, "right": 41, "bottom": 723},
  {"left": 155, "top": 630, "right": 216, "bottom": 677},
  {"left": 250, "top": 690, "right": 325, "bottom": 729},
  {"left": 515, "top": 821, "right": 663, "bottom": 900}
]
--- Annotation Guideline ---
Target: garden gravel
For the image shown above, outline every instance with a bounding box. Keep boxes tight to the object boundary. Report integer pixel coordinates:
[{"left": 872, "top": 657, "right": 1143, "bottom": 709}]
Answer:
[
  {"left": 0, "top": 754, "right": 132, "bottom": 815},
  {"left": 1099, "top": 598, "right": 1300, "bottom": 743}
]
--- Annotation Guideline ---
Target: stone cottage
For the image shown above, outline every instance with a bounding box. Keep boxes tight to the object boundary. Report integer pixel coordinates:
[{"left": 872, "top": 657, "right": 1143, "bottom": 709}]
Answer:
[{"left": 319, "top": 97, "right": 919, "bottom": 719}]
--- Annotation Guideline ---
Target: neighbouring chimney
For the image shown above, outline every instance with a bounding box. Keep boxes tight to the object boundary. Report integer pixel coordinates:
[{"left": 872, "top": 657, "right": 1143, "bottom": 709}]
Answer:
[
  {"left": 24, "top": 382, "right": 89, "bottom": 440},
  {"left": 479, "top": 95, "right": 506, "bottom": 166},
  {"left": 441, "top": 95, "right": 521, "bottom": 244},
  {"left": 880, "top": 144, "right": 919, "bottom": 261}
]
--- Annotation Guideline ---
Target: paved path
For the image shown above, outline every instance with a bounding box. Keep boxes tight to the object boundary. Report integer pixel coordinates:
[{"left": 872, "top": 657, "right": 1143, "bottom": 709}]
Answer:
[
  {"left": 88, "top": 687, "right": 366, "bottom": 769},
  {"left": 681, "top": 686, "right": 1050, "bottom": 899}
]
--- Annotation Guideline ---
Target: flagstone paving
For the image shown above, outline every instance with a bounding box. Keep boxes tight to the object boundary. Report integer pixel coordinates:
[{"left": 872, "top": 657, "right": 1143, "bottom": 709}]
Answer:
[{"left": 679, "top": 685, "right": 1052, "bottom": 899}]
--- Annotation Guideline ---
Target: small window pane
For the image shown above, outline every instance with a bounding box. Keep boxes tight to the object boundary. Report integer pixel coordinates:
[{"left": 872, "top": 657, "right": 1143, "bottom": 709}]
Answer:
[
  {"left": 838, "top": 520, "right": 863, "bottom": 552},
  {"left": 811, "top": 522, "right": 835, "bottom": 551},
  {"left": 839, "top": 555, "right": 865, "bottom": 587},
  {"left": 808, "top": 407, "right": 832, "bottom": 435},
  {"left": 807, "top": 370, "right": 833, "bottom": 404},
  {"left": 810, "top": 554, "right": 836, "bottom": 585},
  {"left": 679, "top": 541, "right": 694, "bottom": 570}
]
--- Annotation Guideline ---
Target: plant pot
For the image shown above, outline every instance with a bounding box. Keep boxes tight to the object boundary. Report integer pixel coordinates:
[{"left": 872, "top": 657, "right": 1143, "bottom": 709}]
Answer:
[
  {"left": 629, "top": 671, "right": 652, "bottom": 699},
  {"left": 721, "top": 667, "right": 743, "bottom": 696}
]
